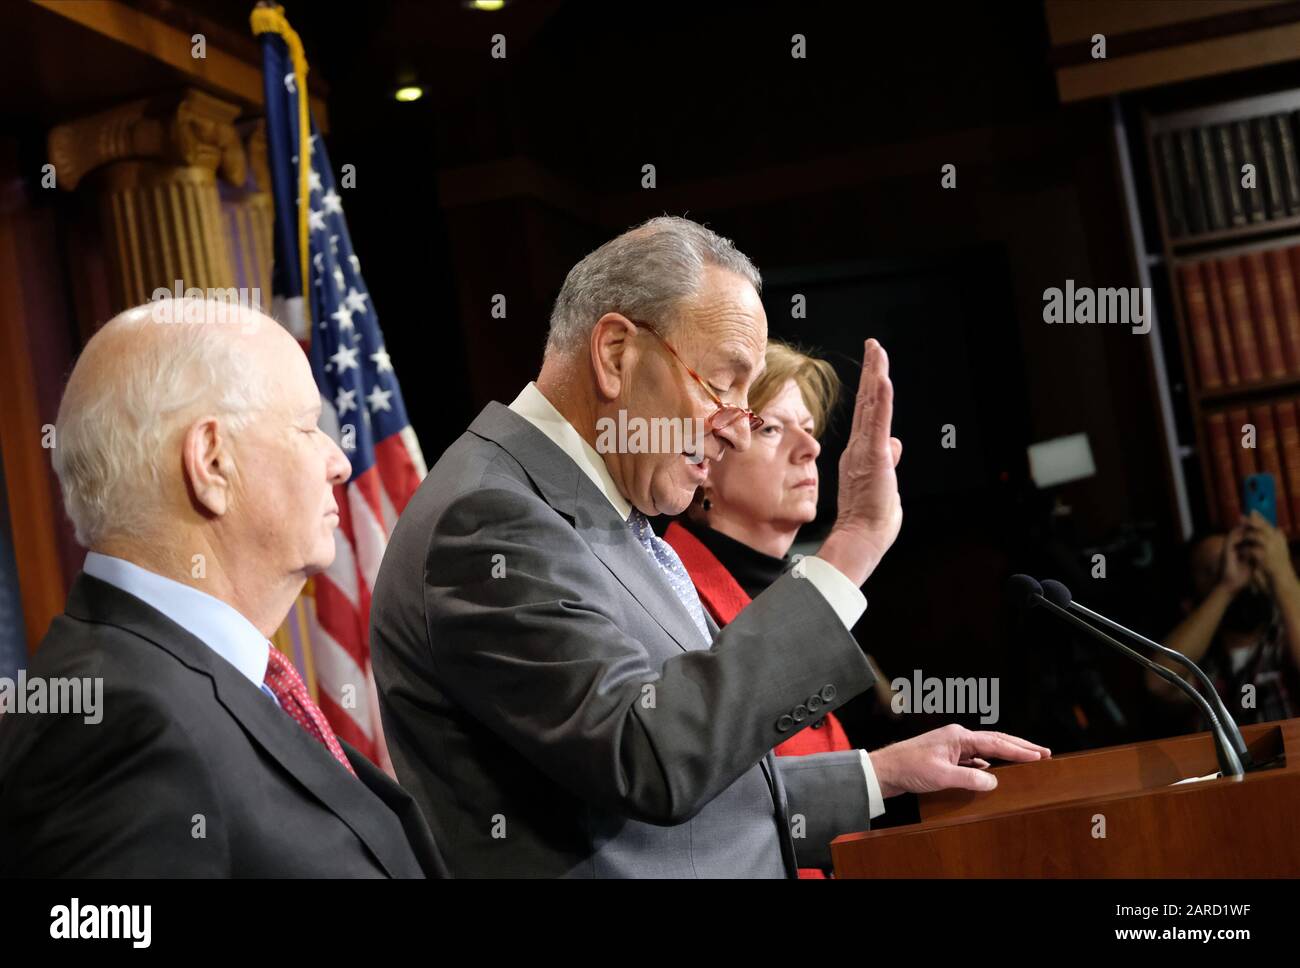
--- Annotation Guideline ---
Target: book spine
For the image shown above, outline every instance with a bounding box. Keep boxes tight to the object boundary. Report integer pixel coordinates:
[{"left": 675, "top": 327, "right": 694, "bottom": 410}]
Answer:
[
  {"left": 1178, "top": 128, "right": 1207, "bottom": 233},
  {"left": 1157, "top": 133, "right": 1189, "bottom": 236},
  {"left": 1197, "top": 127, "right": 1228, "bottom": 230},
  {"left": 1236, "top": 121, "right": 1267, "bottom": 223},
  {"left": 1274, "top": 114, "right": 1300, "bottom": 216},
  {"left": 1215, "top": 124, "right": 1247, "bottom": 227},
  {"left": 1180, "top": 262, "right": 1223, "bottom": 390},
  {"left": 1268, "top": 246, "right": 1300, "bottom": 375},
  {"left": 1243, "top": 249, "right": 1287, "bottom": 379},
  {"left": 1204, "top": 260, "right": 1241, "bottom": 385},
  {"left": 1207, "top": 411, "right": 1241, "bottom": 528},
  {"left": 1277, "top": 399, "right": 1300, "bottom": 531},
  {"left": 1251, "top": 403, "right": 1293, "bottom": 534},
  {"left": 1220, "top": 256, "right": 1265, "bottom": 382},
  {"left": 1255, "top": 115, "right": 1287, "bottom": 219}
]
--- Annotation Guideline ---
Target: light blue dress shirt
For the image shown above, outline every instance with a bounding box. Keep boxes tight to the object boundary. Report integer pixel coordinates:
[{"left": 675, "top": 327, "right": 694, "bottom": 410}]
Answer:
[{"left": 83, "top": 551, "right": 279, "bottom": 705}]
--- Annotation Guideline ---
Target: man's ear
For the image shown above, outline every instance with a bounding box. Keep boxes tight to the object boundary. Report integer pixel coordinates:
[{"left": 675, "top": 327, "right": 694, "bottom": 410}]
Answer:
[
  {"left": 590, "top": 313, "right": 636, "bottom": 402},
  {"left": 182, "top": 416, "right": 235, "bottom": 517}
]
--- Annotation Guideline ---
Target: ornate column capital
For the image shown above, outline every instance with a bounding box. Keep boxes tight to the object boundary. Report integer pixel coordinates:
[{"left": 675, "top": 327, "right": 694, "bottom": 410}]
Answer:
[{"left": 47, "top": 88, "right": 246, "bottom": 191}]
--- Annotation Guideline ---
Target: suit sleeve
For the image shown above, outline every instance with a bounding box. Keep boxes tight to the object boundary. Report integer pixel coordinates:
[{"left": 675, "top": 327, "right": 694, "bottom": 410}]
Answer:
[
  {"left": 0, "top": 685, "right": 231, "bottom": 876},
  {"left": 415, "top": 485, "right": 875, "bottom": 826},
  {"left": 776, "top": 750, "right": 873, "bottom": 870}
]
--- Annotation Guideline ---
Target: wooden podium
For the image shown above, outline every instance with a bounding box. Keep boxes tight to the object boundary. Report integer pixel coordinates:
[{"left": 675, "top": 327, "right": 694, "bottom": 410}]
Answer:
[{"left": 832, "top": 717, "right": 1300, "bottom": 876}]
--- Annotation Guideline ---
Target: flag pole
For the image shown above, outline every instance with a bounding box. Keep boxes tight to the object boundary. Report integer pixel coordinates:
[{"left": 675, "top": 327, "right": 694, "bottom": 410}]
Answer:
[{"left": 251, "top": 2, "right": 314, "bottom": 346}]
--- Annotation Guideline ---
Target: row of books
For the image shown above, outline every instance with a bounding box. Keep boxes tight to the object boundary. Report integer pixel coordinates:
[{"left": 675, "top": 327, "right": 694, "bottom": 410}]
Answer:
[
  {"left": 1177, "top": 244, "right": 1300, "bottom": 390},
  {"left": 1155, "top": 113, "right": 1300, "bottom": 238},
  {"left": 1205, "top": 400, "right": 1300, "bottom": 534}
]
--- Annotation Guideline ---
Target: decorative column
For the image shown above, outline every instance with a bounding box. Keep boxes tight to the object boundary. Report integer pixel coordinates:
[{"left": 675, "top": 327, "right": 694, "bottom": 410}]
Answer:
[
  {"left": 47, "top": 88, "right": 247, "bottom": 310},
  {"left": 222, "top": 119, "right": 275, "bottom": 306}
]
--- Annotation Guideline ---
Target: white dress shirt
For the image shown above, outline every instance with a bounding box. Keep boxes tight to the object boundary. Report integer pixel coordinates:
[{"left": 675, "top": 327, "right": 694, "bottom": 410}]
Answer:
[{"left": 508, "top": 382, "right": 885, "bottom": 819}]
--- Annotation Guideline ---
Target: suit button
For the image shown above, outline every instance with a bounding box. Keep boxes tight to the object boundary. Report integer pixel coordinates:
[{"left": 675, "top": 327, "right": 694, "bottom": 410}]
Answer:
[
  {"left": 808, "top": 694, "right": 824, "bottom": 712},
  {"left": 776, "top": 714, "right": 794, "bottom": 733},
  {"left": 792, "top": 704, "right": 809, "bottom": 723},
  {"left": 820, "top": 684, "right": 837, "bottom": 703},
  {"left": 811, "top": 717, "right": 825, "bottom": 730}
]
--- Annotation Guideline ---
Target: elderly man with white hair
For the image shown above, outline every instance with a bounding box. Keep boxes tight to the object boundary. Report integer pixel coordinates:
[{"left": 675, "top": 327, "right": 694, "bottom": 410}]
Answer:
[
  {"left": 0, "top": 299, "right": 446, "bottom": 877},
  {"left": 371, "top": 216, "right": 1050, "bottom": 878}
]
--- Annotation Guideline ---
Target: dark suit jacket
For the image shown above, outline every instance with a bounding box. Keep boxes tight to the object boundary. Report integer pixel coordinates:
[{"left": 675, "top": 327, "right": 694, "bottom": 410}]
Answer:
[
  {"left": 371, "top": 401, "right": 877, "bottom": 877},
  {"left": 0, "top": 573, "right": 447, "bottom": 877}
]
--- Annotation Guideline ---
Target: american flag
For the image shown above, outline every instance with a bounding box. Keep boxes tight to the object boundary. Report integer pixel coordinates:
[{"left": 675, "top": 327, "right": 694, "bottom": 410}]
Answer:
[{"left": 255, "top": 8, "right": 424, "bottom": 770}]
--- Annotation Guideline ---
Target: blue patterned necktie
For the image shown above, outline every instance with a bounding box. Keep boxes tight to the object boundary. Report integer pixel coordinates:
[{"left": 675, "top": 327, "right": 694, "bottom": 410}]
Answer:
[{"left": 627, "top": 509, "right": 712, "bottom": 645}]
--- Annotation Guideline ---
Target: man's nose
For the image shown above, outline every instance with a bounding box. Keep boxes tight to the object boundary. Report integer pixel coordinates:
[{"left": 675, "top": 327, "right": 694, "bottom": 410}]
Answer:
[
  {"left": 326, "top": 437, "right": 353, "bottom": 484},
  {"left": 714, "top": 417, "right": 751, "bottom": 453}
]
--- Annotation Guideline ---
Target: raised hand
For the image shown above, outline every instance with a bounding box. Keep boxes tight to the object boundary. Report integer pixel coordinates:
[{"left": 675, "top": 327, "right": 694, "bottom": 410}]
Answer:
[{"left": 817, "top": 338, "right": 903, "bottom": 586}]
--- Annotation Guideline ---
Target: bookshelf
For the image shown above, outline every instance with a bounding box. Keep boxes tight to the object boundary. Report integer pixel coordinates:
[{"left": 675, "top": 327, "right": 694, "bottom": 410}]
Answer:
[{"left": 1141, "top": 88, "right": 1300, "bottom": 539}]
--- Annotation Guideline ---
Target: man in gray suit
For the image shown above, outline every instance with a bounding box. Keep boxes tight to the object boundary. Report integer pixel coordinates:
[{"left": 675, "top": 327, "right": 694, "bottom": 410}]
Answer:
[{"left": 371, "top": 216, "right": 1049, "bottom": 877}]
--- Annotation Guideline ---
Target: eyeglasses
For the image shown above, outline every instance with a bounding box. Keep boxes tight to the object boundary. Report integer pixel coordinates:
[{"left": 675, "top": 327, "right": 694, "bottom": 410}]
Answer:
[{"left": 632, "top": 321, "right": 763, "bottom": 433}]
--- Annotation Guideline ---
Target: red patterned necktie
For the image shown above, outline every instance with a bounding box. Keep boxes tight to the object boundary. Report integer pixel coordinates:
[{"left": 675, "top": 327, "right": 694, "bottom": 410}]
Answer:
[{"left": 263, "top": 645, "right": 356, "bottom": 776}]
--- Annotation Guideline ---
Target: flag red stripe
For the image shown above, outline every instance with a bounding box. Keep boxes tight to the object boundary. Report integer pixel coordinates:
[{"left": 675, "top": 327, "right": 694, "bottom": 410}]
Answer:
[{"left": 375, "top": 432, "right": 422, "bottom": 516}]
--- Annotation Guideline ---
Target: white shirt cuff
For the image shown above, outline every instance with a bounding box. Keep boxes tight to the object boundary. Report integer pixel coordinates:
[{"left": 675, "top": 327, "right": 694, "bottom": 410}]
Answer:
[
  {"left": 858, "top": 749, "right": 886, "bottom": 820},
  {"left": 792, "top": 555, "right": 867, "bottom": 630}
]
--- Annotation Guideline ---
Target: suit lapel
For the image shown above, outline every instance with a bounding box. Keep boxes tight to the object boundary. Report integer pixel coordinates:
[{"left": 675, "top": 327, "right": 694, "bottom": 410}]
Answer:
[
  {"left": 66, "top": 574, "right": 410, "bottom": 877},
  {"left": 209, "top": 665, "right": 412, "bottom": 877},
  {"left": 469, "top": 402, "right": 710, "bottom": 654},
  {"left": 578, "top": 488, "right": 712, "bottom": 654}
]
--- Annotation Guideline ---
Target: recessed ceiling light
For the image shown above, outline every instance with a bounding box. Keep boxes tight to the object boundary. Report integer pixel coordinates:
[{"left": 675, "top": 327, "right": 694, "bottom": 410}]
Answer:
[
  {"left": 472, "top": 0, "right": 506, "bottom": 10},
  {"left": 394, "top": 86, "right": 424, "bottom": 103}
]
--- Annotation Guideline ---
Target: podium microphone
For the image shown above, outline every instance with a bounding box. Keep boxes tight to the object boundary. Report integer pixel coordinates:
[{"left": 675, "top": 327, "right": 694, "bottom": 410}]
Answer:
[
  {"left": 1040, "top": 578, "right": 1251, "bottom": 768},
  {"left": 1007, "top": 574, "right": 1244, "bottom": 777}
]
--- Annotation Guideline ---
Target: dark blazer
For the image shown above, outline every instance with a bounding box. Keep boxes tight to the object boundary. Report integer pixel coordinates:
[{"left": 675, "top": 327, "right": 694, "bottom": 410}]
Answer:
[
  {"left": 0, "top": 573, "right": 447, "bottom": 878},
  {"left": 371, "top": 401, "right": 877, "bottom": 877}
]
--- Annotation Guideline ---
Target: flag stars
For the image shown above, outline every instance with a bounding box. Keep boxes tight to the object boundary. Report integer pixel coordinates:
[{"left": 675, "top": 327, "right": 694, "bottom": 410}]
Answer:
[
  {"left": 331, "top": 304, "right": 356, "bottom": 334},
  {"left": 335, "top": 387, "right": 358, "bottom": 416},
  {"left": 330, "top": 343, "right": 360, "bottom": 374},
  {"left": 309, "top": 208, "right": 326, "bottom": 233},
  {"left": 321, "top": 189, "right": 343, "bottom": 215},
  {"left": 329, "top": 234, "right": 340, "bottom": 256},
  {"left": 345, "top": 288, "right": 369, "bottom": 314},
  {"left": 367, "top": 385, "right": 393, "bottom": 413},
  {"left": 283, "top": 72, "right": 296, "bottom": 94},
  {"left": 371, "top": 345, "right": 393, "bottom": 373},
  {"left": 332, "top": 266, "right": 346, "bottom": 292},
  {"left": 309, "top": 169, "right": 323, "bottom": 194}
]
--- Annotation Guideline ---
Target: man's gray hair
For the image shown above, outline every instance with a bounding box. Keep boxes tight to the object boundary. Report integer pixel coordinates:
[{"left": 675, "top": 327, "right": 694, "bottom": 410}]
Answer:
[
  {"left": 545, "top": 215, "right": 762, "bottom": 357},
  {"left": 53, "top": 299, "right": 272, "bottom": 548}
]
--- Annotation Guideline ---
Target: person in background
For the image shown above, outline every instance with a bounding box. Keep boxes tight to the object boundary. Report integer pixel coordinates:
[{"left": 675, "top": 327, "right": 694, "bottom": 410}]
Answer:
[
  {"left": 1150, "top": 511, "right": 1300, "bottom": 726},
  {"left": 663, "top": 340, "right": 899, "bottom": 876}
]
